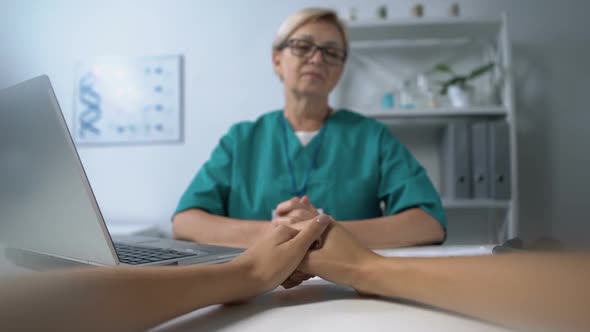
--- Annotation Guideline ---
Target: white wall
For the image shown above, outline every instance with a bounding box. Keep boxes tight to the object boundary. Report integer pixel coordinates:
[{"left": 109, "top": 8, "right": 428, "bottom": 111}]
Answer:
[{"left": 2, "top": 0, "right": 589, "bottom": 246}]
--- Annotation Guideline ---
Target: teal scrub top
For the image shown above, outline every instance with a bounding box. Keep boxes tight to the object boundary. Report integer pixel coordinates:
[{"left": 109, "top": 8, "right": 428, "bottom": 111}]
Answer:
[{"left": 174, "top": 110, "right": 447, "bottom": 231}]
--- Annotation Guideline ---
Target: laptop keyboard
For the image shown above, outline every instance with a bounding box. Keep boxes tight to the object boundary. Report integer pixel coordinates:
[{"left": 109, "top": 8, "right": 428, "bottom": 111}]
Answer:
[{"left": 114, "top": 243, "right": 200, "bottom": 265}]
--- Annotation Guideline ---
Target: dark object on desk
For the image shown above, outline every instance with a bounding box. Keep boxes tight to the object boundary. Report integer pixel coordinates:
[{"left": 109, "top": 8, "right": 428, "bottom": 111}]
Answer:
[
  {"left": 493, "top": 237, "right": 564, "bottom": 254},
  {"left": 493, "top": 245, "right": 521, "bottom": 254}
]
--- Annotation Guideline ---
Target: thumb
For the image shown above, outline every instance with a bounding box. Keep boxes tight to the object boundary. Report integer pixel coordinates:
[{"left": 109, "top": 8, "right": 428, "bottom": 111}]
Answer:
[
  {"left": 270, "top": 224, "right": 300, "bottom": 245},
  {"left": 289, "top": 214, "right": 332, "bottom": 250}
]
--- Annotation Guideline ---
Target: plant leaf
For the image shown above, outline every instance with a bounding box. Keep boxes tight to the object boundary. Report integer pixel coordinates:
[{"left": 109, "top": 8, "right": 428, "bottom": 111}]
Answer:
[
  {"left": 434, "top": 64, "right": 454, "bottom": 75},
  {"left": 468, "top": 62, "right": 495, "bottom": 80},
  {"left": 439, "top": 76, "right": 467, "bottom": 95}
]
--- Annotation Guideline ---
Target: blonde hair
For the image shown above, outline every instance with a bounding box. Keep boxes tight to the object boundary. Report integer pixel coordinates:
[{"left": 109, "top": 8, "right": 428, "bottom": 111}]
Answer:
[{"left": 272, "top": 8, "right": 348, "bottom": 56}]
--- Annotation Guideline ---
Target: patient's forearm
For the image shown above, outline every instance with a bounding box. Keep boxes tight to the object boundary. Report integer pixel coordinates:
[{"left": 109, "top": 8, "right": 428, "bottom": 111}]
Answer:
[
  {"left": 355, "top": 254, "right": 590, "bottom": 331},
  {"left": 341, "top": 209, "right": 445, "bottom": 249},
  {"left": 173, "top": 209, "right": 271, "bottom": 248},
  {"left": 0, "top": 262, "right": 259, "bottom": 332}
]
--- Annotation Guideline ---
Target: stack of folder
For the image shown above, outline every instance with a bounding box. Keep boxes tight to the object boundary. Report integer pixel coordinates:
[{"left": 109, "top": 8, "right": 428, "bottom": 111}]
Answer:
[{"left": 440, "top": 119, "right": 511, "bottom": 200}]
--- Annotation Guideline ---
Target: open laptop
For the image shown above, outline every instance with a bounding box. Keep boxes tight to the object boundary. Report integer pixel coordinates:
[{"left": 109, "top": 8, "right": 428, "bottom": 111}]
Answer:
[{"left": 0, "top": 75, "right": 243, "bottom": 267}]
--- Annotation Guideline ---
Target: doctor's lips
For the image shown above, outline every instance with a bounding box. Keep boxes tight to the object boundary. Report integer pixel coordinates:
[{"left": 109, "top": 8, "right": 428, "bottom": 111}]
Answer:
[{"left": 301, "top": 72, "right": 324, "bottom": 80}]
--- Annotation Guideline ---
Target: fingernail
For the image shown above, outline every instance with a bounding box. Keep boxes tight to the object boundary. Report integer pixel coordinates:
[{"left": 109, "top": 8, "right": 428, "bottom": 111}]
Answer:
[{"left": 315, "top": 213, "right": 331, "bottom": 226}]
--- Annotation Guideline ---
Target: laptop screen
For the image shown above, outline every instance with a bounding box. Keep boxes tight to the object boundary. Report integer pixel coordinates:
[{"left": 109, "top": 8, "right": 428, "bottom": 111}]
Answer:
[{"left": 0, "top": 76, "right": 118, "bottom": 266}]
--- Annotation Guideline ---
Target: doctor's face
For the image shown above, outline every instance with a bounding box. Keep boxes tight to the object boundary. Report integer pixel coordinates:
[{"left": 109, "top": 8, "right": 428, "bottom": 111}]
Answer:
[{"left": 273, "top": 20, "right": 346, "bottom": 100}]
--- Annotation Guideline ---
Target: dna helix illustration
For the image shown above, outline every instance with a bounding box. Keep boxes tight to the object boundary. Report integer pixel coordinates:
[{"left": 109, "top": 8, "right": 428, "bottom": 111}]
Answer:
[{"left": 78, "top": 73, "right": 102, "bottom": 138}]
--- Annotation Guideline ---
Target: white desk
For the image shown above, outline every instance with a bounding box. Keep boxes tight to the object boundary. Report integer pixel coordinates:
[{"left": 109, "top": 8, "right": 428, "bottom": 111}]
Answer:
[
  {"left": 1, "top": 243, "right": 509, "bottom": 332},
  {"left": 151, "top": 277, "right": 509, "bottom": 332}
]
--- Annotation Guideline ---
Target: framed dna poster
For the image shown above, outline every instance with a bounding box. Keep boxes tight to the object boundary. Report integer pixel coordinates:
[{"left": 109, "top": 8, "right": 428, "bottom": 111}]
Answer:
[{"left": 73, "top": 55, "right": 183, "bottom": 145}]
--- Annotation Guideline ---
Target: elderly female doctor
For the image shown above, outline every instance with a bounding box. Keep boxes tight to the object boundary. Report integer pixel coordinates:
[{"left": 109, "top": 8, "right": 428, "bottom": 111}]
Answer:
[{"left": 173, "top": 8, "right": 446, "bottom": 250}]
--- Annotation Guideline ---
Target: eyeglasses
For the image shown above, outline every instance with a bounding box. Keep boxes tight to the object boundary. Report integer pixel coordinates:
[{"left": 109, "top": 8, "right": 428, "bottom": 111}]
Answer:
[{"left": 279, "top": 38, "right": 347, "bottom": 65}]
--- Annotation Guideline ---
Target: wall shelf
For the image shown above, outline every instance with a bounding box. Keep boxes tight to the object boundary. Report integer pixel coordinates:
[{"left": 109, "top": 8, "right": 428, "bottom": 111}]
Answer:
[
  {"left": 350, "top": 38, "right": 474, "bottom": 50},
  {"left": 363, "top": 106, "right": 507, "bottom": 120},
  {"left": 347, "top": 17, "right": 502, "bottom": 44},
  {"left": 443, "top": 199, "right": 510, "bottom": 210},
  {"left": 339, "top": 14, "right": 517, "bottom": 243}
]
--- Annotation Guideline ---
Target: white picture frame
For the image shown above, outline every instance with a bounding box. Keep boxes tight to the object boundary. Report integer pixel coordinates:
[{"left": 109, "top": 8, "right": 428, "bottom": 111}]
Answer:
[{"left": 73, "top": 55, "right": 183, "bottom": 146}]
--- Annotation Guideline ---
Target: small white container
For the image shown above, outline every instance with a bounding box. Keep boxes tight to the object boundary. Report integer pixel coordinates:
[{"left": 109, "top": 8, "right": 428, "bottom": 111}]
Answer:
[{"left": 448, "top": 85, "right": 474, "bottom": 108}]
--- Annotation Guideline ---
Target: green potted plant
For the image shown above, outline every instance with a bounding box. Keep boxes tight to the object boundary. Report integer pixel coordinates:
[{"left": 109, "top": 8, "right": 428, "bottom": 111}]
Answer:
[{"left": 434, "top": 62, "right": 495, "bottom": 108}]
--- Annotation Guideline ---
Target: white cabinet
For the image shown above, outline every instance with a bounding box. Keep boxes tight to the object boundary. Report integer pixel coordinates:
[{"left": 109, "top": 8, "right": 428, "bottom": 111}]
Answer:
[{"left": 335, "top": 15, "right": 517, "bottom": 244}]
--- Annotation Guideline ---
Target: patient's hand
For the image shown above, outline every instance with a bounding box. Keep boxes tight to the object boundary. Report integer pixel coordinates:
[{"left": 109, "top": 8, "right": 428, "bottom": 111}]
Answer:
[
  {"left": 229, "top": 215, "right": 331, "bottom": 299},
  {"left": 272, "top": 207, "right": 325, "bottom": 290},
  {"left": 299, "top": 222, "right": 380, "bottom": 291}
]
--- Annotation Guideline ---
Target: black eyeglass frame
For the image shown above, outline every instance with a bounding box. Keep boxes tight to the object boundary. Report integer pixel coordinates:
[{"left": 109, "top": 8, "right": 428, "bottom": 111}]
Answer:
[{"left": 278, "top": 38, "right": 348, "bottom": 65}]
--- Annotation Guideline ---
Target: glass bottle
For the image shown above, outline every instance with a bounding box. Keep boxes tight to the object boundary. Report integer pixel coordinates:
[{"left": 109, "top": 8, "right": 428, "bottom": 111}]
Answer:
[
  {"left": 399, "top": 79, "right": 416, "bottom": 110},
  {"left": 416, "top": 74, "right": 439, "bottom": 109}
]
